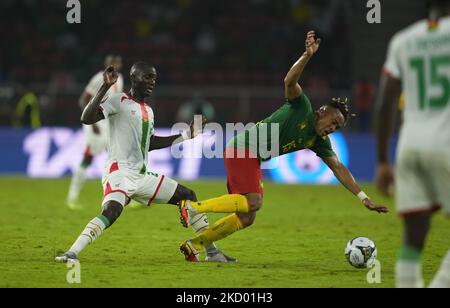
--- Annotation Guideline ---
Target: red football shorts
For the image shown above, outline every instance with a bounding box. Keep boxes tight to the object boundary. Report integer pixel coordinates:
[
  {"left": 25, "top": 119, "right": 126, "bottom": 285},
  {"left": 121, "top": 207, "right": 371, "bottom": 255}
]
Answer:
[{"left": 224, "top": 148, "right": 263, "bottom": 195}]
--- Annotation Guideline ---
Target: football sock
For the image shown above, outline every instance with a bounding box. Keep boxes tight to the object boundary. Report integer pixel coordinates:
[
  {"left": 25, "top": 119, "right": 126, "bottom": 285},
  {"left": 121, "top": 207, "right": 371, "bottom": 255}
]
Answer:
[
  {"left": 189, "top": 194, "right": 249, "bottom": 214},
  {"left": 68, "top": 215, "right": 109, "bottom": 256},
  {"left": 204, "top": 243, "right": 219, "bottom": 255},
  {"left": 67, "top": 166, "right": 87, "bottom": 203},
  {"left": 190, "top": 213, "right": 210, "bottom": 233},
  {"left": 396, "top": 245, "right": 424, "bottom": 288},
  {"left": 189, "top": 213, "right": 219, "bottom": 254},
  {"left": 429, "top": 249, "right": 450, "bottom": 288},
  {"left": 190, "top": 214, "right": 243, "bottom": 251}
]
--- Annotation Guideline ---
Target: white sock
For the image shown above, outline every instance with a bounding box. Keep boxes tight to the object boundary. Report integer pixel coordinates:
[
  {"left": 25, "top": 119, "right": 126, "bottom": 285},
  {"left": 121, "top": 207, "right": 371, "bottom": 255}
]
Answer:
[
  {"left": 68, "top": 217, "right": 107, "bottom": 256},
  {"left": 67, "top": 166, "right": 87, "bottom": 203},
  {"left": 396, "top": 260, "right": 424, "bottom": 288},
  {"left": 429, "top": 250, "right": 450, "bottom": 288},
  {"left": 190, "top": 214, "right": 218, "bottom": 254}
]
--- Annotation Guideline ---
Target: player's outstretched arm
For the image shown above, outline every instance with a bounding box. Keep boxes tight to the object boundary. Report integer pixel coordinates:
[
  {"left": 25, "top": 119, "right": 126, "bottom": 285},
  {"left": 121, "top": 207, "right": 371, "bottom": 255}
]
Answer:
[
  {"left": 322, "top": 155, "right": 389, "bottom": 214},
  {"left": 81, "top": 66, "right": 117, "bottom": 125},
  {"left": 374, "top": 74, "right": 401, "bottom": 197},
  {"left": 284, "top": 30, "right": 321, "bottom": 101},
  {"left": 149, "top": 115, "right": 207, "bottom": 151},
  {"left": 149, "top": 135, "right": 183, "bottom": 151}
]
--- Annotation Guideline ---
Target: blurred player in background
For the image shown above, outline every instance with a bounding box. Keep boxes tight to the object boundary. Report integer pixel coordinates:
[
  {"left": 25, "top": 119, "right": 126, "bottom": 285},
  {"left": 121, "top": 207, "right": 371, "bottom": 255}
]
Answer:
[
  {"left": 56, "top": 62, "right": 233, "bottom": 263},
  {"left": 177, "top": 31, "right": 388, "bottom": 262},
  {"left": 376, "top": 0, "right": 450, "bottom": 288},
  {"left": 66, "top": 55, "right": 124, "bottom": 209}
]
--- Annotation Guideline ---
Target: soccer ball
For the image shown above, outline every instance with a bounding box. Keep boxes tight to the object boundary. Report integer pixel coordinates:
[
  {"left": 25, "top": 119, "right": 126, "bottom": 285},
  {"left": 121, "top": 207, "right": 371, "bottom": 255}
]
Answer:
[{"left": 345, "top": 237, "right": 377, "bottom": 269}]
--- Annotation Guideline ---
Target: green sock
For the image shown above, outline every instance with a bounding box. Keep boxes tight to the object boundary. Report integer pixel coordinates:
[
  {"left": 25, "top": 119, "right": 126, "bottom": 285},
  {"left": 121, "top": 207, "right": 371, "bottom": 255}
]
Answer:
[
  {"left": 398, "top": 245, "right": 422, "bottom": 261},
  {"left": 97, "top": 214, "right": 111, "bottom": 229}
]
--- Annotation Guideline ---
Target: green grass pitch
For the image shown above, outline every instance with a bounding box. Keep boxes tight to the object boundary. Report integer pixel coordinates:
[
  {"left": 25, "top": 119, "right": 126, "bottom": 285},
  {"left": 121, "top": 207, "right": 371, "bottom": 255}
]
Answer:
[{"left": 0, "top": 177, "right": 448, "bottom": 288}]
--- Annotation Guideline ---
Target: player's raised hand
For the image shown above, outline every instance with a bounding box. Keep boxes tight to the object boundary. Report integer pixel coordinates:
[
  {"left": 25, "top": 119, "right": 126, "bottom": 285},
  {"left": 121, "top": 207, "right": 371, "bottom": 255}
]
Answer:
[
  {"left": 189, "top": 115, "right": 207, "bottom": 139},
  {"left": 375, "top": 163, "right": 394, "bottom": 197},
  {"left": 363, "top": 198, "right": 389, "bottom": 214},
  {"left": 103, "top": 65, "right": 118, "bottom": 87},
  {"left": 305, "top": 30, "right": 321, "bottom": 56}
]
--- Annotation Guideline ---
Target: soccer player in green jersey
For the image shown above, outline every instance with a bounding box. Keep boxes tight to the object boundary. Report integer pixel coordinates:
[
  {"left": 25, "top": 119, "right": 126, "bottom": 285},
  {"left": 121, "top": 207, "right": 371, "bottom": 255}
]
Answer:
[{"left": 178, "top": 31, "right": 389, "bottom": 262}]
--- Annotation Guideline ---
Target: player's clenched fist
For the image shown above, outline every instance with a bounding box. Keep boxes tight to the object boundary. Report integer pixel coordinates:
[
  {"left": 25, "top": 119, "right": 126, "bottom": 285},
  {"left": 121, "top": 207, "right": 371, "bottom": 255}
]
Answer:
[{"left": 103, "top": 65, "right": 118, "bottom": 87}]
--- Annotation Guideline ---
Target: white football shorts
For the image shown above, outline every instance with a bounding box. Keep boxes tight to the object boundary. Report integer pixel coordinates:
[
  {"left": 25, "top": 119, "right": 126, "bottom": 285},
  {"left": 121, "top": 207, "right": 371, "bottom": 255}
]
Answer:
[
  {"left": 396, "top": 148, "right": 450, "bottom": 216},
  {"left": 101, "top": 161, "right": 178, "bottom": 208}
]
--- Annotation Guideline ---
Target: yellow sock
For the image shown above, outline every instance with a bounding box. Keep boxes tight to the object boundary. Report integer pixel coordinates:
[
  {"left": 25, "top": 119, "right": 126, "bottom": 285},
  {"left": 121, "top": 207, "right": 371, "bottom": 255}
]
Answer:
[
  {"left": 190, "top": 214, "right": 243, "bottom": 250},
  {"left": 189, "top": 194, "right": 249, "bottom": 214}
]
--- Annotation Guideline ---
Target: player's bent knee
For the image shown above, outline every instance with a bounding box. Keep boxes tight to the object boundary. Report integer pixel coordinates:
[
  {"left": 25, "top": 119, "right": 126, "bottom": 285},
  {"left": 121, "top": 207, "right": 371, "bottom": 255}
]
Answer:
[
  {"left": 245, "top": 194, "right": 263, "bottom": 212},
  {"left": 169, "top": 184, "right": 198, "bottom": 204},
  {"left": 187, "top": 188, "right": 197, "bottom": 202},
  {"left": 101, "top": 201, "right": 123, "bottom": 225},
  {"left": 237, "top": 212, "right": 257, "bottom": 228}
]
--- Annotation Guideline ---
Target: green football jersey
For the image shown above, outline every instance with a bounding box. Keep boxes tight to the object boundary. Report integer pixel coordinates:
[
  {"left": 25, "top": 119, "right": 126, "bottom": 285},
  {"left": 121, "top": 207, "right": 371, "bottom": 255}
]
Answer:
[{"left": 228, "top": 93, "right": 336, "bottom": 161}]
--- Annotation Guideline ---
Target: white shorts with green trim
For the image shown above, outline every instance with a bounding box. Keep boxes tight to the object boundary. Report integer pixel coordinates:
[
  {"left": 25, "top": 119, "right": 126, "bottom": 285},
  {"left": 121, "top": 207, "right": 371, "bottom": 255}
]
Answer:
[
  {"left": 396, "top": 148, "right": 450, "bottom": 217},
  {"left": 101, "top": 161, "right": 178, "bottom": 208}
]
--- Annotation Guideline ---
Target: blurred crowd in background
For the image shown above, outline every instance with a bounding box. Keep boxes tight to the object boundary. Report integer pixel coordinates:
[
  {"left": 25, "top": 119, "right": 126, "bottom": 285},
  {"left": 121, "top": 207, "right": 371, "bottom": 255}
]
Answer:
[{"left": 0, "top": 0, "right": 425, "bottom": 130}]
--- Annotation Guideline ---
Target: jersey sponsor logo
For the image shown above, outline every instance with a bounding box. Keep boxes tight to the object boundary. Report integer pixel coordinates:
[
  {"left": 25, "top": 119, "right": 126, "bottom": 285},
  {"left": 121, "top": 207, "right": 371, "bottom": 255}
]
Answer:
[
  {"left": 298, "top": 121, "right": 308, "bottom": 130},
  {"left": 304, "top": 138, "right": 316, "bottom": 149},
  {"left": 282, "top": 140, "right": 297, "bottom": 153}
]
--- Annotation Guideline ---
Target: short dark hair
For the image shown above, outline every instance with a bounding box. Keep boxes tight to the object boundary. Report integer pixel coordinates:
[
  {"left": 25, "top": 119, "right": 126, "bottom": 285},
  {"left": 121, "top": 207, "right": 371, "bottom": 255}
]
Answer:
[
  {"left": 131, "top": 61, "right": 153, "bottom": 70},
  {"left": 104, "top": 54, "right": 120, "bottom": 66},
  {"left": 328, "top": 97, "right": 354, "bottom": 125}
]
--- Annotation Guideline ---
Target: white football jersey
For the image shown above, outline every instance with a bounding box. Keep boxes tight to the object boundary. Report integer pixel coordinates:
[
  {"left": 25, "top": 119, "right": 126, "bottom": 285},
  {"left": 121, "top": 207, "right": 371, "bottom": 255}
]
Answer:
[
  {"left": 384, "top": 17, "right": 450, "bottom": 152},
  {"left": 100, "top": 93, "right": 155, "bottom": 174}
]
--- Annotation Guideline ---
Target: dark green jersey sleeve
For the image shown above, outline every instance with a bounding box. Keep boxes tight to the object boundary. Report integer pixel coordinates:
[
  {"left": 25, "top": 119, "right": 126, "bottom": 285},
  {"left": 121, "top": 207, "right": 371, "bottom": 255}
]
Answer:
[
  {"left": 310, "top": 135, "right": 336, "bottom": 158},
  {"left": 284, "top": 93, "right": 310, "bottom": 109}
]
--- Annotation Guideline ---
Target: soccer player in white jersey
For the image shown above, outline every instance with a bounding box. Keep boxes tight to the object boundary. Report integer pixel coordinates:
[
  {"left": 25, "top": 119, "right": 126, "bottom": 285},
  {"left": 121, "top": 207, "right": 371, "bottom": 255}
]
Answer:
[
  {"left": 67, "top": 55, "right": 124, "bottom": 208},
  {"left": 376, "top": 0, "right": 450, "bottom": 288},
  {"left": 56, "top": 62, "right": 235, "bottom": 263}
]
